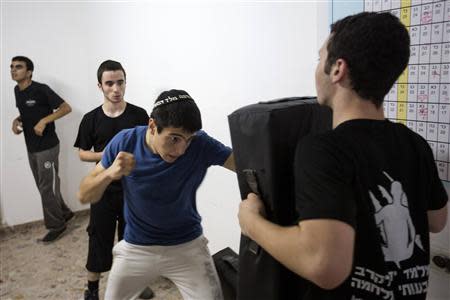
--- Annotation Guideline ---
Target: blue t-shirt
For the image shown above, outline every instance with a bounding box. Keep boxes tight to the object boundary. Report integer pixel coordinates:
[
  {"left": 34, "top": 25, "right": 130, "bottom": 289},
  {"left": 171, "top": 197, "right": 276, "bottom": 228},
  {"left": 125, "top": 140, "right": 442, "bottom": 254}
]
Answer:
[{"left": 101, "top": 126, "right": 232, "bottom": 246}]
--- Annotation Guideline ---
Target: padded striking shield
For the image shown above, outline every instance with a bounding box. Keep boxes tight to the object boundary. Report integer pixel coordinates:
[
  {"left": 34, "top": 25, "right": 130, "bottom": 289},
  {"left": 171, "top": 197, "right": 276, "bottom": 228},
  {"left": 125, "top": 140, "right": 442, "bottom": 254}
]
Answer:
[{"left": 228, "top": 97, "right": 332, "bottom": 300}]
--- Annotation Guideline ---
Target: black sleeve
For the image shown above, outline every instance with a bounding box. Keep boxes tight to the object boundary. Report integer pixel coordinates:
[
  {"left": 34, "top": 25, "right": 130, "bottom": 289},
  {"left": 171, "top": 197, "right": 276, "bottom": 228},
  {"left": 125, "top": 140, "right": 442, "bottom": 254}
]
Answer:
[
  {"left": 421, "top": 139, "right": 448, "bottom": 210},
  {"left": 43, "top": 84, "right": 65, "bottom": 109},
  {"left": 294, "top": 135, "right": 357, "bottom": 228},
  {"left": 74, "top": 114, "right": 94, "bottom": 150},
  {"left": 136, "top": 107, "right": 149, "bottom": 126}
]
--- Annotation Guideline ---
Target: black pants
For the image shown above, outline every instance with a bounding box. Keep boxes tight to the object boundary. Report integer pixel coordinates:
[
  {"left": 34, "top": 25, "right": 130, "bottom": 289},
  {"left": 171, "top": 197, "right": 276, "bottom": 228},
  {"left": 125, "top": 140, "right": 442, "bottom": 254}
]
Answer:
[{"left": 86, "top": 185, "right": 125, "bottom": 273}]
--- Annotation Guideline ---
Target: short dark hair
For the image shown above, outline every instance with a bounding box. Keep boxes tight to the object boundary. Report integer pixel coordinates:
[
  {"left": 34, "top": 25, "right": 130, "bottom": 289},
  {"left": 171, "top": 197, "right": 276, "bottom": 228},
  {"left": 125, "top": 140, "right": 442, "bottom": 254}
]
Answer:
[
  {"left": 325, "top": 12, "right": 410, "bottom": 107},
  {"left": 12, "top": 56, "right": 34, "bottom": 78},
  {"left": 150, "top": 89, "right": 202, "bottom": 134},
  {"left": 97, "top": 60, "right": 126, "bottom": 83}
]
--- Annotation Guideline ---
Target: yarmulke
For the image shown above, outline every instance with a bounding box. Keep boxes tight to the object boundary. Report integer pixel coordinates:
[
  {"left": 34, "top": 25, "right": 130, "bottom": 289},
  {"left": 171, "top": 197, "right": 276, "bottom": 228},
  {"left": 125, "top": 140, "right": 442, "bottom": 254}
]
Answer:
[{"left": 154, "top": 89, "right": 194, "bottom": 109}]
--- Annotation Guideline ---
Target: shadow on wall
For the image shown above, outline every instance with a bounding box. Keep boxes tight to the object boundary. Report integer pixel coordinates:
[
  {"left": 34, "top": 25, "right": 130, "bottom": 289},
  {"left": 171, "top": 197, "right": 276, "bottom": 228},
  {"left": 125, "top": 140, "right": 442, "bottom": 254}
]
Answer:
[{"left": 51, "top": 80, "right": 96, "bottom": 213}]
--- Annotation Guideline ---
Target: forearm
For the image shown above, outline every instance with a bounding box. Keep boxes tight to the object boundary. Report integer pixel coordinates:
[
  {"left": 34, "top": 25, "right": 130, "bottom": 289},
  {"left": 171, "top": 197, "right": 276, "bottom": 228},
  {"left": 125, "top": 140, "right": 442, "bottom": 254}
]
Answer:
[
  {"left": 245, "top": 215, "right": 354, "bottom": 289},
  {"left": 223, "top": 153, "right": 236, "bottom": 172},
  {"left": 42, "top": 102, "right": 72, "bottom": 123},
  {"left": 79, "top": 150, "right": 103, "bottom": 162},
  {"left": 77, "top": 169, "right": 113, "bottom": 204}
]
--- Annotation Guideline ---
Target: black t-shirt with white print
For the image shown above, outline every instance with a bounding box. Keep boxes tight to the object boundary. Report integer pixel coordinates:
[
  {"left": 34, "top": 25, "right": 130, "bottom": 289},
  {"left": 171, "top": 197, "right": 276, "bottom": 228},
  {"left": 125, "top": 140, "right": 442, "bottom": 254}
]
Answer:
[
  {"left": 294, "top": 119, "right": 448, "bottom": 300},
  {"left": 74, "top": 103, "right": 148, "bottom": 190},
  {"left": 15, "top": 81, "right": 65, "bottom": 153}
]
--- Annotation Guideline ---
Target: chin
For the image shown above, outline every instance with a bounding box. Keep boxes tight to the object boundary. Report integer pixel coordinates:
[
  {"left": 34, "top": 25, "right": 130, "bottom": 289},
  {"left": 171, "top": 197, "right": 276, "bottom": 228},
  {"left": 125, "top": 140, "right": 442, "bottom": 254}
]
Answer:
[
  {"left": 163, "top": 155, "right": 178, "bottom": 163},
  {"left": 317, "top": 97, "right": 331, "bottom": 108}
]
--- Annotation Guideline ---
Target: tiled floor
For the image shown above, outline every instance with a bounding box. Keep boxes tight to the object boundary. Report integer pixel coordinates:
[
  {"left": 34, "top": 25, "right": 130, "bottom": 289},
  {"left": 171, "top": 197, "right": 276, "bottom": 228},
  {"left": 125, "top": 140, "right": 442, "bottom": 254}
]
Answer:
[{"left": 0, "top": 211, "right": 182, "bottom": 300}]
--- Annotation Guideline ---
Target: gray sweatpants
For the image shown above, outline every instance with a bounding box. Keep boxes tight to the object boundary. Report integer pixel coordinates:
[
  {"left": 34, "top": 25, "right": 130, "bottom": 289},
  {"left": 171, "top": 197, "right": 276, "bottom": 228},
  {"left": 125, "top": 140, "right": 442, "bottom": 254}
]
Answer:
[
  {"left": 27, "top": 144, "right": 72, "bottom": 230},
  {"left": 105, "top": 235, "right": 223, "bottom": 300}
]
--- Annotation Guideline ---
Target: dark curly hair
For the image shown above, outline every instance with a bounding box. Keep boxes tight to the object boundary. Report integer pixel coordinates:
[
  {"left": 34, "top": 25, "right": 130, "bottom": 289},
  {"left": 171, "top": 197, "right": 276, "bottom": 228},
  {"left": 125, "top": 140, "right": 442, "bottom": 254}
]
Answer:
[{"left": 325, "top": 12, "right": 410, "bottom": 107}]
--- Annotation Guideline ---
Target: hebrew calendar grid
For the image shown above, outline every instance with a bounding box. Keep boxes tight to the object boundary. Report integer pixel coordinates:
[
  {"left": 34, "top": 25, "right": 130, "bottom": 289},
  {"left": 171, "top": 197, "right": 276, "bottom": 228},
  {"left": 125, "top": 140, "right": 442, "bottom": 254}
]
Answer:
[{"left": 364, "top": 0, "right": 450, "bottom": 181}]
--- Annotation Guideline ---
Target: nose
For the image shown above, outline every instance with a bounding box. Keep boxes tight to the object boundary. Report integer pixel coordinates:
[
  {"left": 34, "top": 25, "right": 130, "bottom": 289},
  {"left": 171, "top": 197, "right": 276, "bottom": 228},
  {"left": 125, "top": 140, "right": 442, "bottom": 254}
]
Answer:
[{"left": 113, "top": 83, "right": 121, "bottom": 92}]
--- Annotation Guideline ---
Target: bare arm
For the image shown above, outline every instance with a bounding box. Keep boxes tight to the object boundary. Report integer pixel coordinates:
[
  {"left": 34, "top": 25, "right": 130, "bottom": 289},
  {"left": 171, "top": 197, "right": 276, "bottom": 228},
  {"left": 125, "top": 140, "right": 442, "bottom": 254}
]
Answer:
[
  {"left": 34, "top": 101, "right": 72, "bottom": 136},
  {"left": 239, "top": 193, "right": 355, "bottom": 290},
  {"left": 77, "top": 151, "right": 135, "bottom": 204},
  {"left": 77, "top": 163, "right": 113, "bottom": 204},
  {"left": 428, "top": 203, "right": 448, "bottom": 233},
  {"left": 223, "top": 153, "right": 235, "bottom": 172},
  {"left": 79, "top": 149, "right": 103, "bottom": 163},
  {"left": 45, "top": 101, "right": 72, "bottom": 123}
]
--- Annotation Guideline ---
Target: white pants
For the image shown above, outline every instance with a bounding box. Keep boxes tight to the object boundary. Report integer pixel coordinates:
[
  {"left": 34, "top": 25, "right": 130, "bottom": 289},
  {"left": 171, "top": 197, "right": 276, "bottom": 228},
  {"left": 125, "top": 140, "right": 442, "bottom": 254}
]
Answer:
[{"left": 105, "top": 235, "right": 223, "bottom": 300}]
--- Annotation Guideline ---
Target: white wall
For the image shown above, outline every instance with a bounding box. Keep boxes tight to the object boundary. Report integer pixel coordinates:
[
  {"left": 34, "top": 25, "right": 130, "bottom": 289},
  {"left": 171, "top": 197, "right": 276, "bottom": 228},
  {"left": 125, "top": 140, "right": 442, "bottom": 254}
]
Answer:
[{"left": 1, "top": 1, "right": 319, "bottom": 253}]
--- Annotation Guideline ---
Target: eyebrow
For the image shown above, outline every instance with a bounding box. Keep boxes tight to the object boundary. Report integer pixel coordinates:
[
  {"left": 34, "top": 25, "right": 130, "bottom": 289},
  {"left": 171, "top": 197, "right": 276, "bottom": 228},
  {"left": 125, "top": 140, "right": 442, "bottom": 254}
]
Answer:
[
  {"left": 169, "top": 133, "right": 196, "bottom": 142},
  {"left": 104, "top": 79, "right": 125, "bottom": 84}
]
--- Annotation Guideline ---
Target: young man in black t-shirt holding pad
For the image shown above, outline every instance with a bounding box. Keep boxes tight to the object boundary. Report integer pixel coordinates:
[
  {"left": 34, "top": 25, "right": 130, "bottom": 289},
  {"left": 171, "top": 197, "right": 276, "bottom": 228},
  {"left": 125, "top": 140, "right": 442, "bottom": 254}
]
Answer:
[
  {"left": 74, "top": 60, "right": 153, "bottom": 300},
  {"left": 238, "top": 12, "right": 448, "bottom": 300}
]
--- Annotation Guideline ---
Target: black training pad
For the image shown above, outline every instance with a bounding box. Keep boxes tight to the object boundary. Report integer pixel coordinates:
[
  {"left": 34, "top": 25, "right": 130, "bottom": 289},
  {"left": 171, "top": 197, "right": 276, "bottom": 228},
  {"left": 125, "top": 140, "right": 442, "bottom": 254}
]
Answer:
[{"left": 228, "top": 97, "right": 332, "bottom": 300}]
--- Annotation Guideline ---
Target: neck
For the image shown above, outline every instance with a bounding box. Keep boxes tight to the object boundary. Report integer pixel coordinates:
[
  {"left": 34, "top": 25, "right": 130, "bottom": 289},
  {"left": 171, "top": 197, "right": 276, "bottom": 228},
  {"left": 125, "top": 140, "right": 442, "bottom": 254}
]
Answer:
[
  {"left": 102, "top": 100, "right": 126, "bottom": 117},
  {"left": 330, "top": 89, "right": 385, "bottom": 129},
  {"left": 17, "top": 78, "right": 32, "bottom": 91}
]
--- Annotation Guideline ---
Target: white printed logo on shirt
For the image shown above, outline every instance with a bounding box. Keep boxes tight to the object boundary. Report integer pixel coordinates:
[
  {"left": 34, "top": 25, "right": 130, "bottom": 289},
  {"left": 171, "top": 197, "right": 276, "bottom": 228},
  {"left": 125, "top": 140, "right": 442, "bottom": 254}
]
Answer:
[
  {"left": 25, "top": 99, "right": 36, "bottom": 107},
  {"left": 369, "top": 171, "right": 424, "bottom": 268}
]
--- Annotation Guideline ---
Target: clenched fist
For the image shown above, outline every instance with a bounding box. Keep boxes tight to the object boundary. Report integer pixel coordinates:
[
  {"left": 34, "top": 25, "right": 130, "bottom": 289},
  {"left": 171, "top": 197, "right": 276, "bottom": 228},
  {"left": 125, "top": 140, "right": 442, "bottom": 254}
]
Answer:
[
  {"left": 34, "top": 119, "right": 47, "bottom": 136},
  {"left": 12, "top": 118, "right": 23, "bottom": 135},
  {"left": 107, "top": 151, "right": 136, "bottom": 180}
]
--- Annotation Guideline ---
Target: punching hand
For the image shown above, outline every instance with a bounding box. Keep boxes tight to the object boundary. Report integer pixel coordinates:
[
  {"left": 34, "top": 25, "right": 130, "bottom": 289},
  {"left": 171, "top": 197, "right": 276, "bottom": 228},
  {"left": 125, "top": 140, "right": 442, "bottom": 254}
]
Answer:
[{"left": 107, "top": 151, "right": 136, "bottom": 180}]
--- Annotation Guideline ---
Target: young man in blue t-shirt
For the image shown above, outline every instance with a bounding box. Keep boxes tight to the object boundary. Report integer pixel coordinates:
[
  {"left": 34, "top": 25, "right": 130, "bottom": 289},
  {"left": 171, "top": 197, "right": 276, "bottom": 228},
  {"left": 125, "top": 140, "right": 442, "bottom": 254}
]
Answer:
[{"left": 78, "top": 89, "right": 235, "bottom": 299}]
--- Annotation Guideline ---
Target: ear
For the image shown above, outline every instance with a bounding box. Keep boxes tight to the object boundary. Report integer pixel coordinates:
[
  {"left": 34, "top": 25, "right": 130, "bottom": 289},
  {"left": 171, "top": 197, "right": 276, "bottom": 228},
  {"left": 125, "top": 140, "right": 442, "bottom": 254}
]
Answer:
[
  {"left": 97, "top": 82, "right": 102, "bottom": 90},
  {"left": 26, "top": 70, "right": 33, "bottom": 79},
  {"left": 330, "top": 58, "right": 348, "bottom": 84},
  {"left": 149, "top": 118, "right": 156, "bottom": 135}
]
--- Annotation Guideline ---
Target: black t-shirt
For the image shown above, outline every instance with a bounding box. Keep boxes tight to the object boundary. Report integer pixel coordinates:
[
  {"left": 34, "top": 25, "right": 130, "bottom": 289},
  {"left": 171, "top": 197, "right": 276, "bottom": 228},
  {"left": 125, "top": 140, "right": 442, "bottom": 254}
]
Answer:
[
  {"left": 74, "top": 102, "right": 148, "bottom": 153},
  {"left": 15, "top": 81, "right": 64, "bottom": 153},
  {"left": 295, "top": 119, "right": 448, "bottom": 300},
  {"left": 74, "top": 103, "right": 148, "bottom": 190}
]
